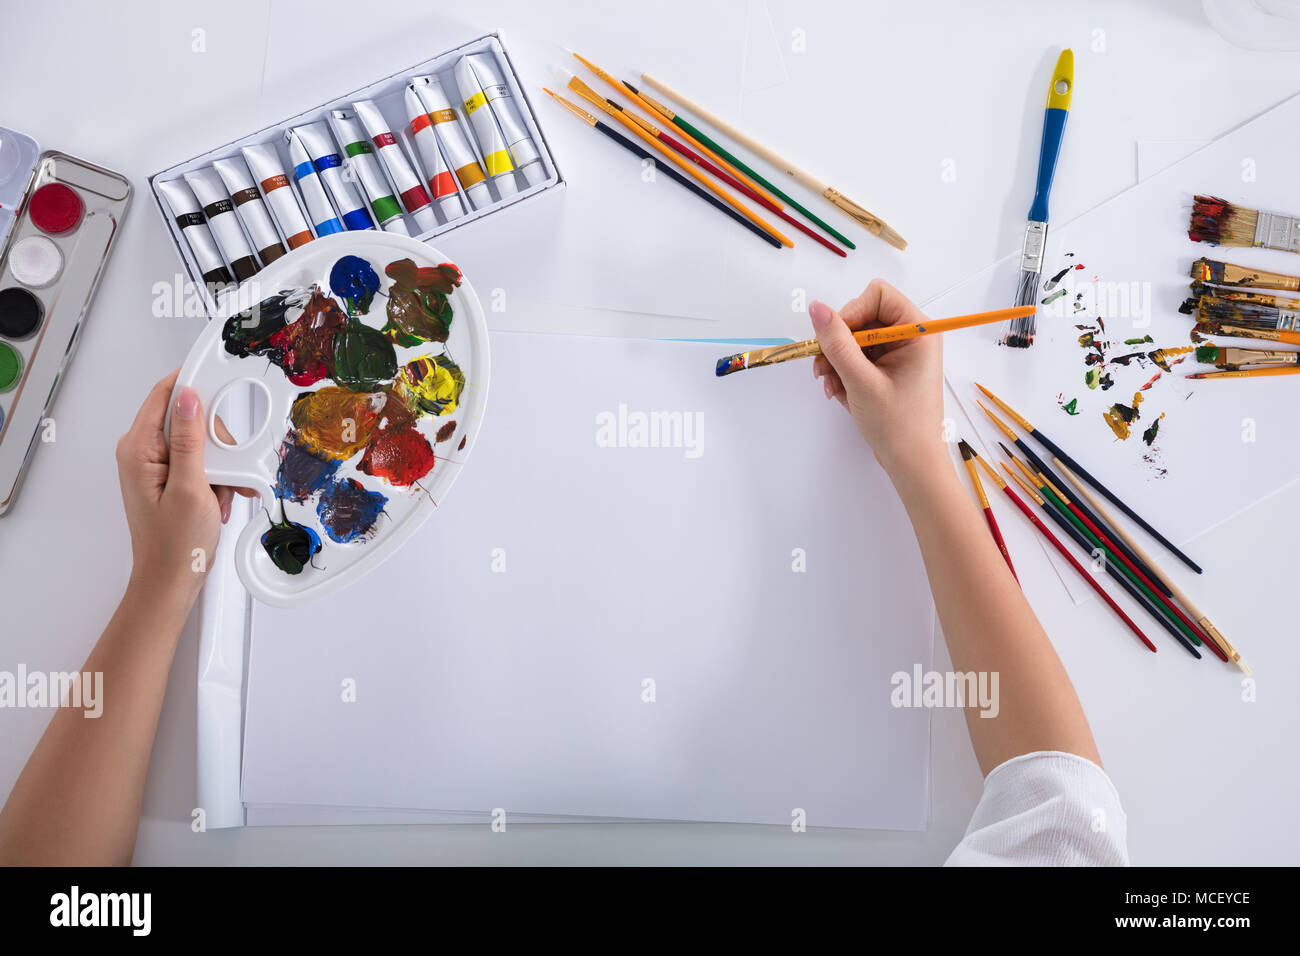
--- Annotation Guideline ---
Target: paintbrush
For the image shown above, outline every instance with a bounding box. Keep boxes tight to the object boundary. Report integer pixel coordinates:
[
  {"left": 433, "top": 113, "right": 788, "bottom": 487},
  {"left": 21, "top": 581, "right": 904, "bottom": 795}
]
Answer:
[
  {"left": 553, "top": 68, "right": 792, "bottom": 248},
  {"left": 541, "top": 89, "right": 780, "bottom": 249},
  {"left": 976, "top": 398, "right": 1179, "bottom": 592},
  {"left": 1196, "top": 294, "right": 1300, "bottom": 336},
  {"left": 1003, "top": 49, "right": 1074, "bottom": 349},
  {"left": 1182, "top": 282, "right": 1300, "bottom": 312},
  {"left": 621, "top": 80, "right": 858, "bottom": 251},
  {"left": 1053, "top": 458, "right": 1249, "bottom": 673},
  {"left": 1191, "top": 256, "right": 1300, "bottom": 291},
  {"left": 957, "top": 439, "right": 1017, "bottom": 583},
  {"left": 1194, "top": 321, "right": 1300, "bottom": 347},
  {"left": 975, "top": 383, "right": 1202, "bottom": 574},
  {"left": 1186, "top": 365, "right": 1300, "bottom": 380},
  {"left": 715, "top": 305, "right": 1034, "bottom": 377},
  {"left": 1194, "top": 344, "right": 1298, "bottom": 370},
  {"left": 595, "top": 95, "right": 847, "bottom": 258},
  {"left": 638, "top": 72, "right": 906, "bottom": 249},
  {"left": 1001, "top": 447, "right": 1201, "bottom": 659},
  {"left": 1033, "top": 460, "right": 1222, "bottom": 659},
  {"left": 567, "top": 51, "right": 783, "bottom": 209},
  {"left": 986, "top": 458, "right": 1155, "bottom": 652},
  {"left": 1190, "top": 196, "right": 1300, "bottom": 255}
]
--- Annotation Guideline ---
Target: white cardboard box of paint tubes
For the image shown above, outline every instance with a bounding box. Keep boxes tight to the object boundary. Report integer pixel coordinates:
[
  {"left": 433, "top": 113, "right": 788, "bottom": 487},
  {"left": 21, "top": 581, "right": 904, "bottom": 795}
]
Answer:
[{"left": 148, "top": 33, "right": 562, "bottom": 314}]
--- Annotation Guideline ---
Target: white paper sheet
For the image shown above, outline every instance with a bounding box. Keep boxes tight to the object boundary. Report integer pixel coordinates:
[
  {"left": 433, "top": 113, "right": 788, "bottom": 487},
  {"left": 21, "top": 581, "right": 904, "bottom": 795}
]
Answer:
[
  {"left": 241, "top": 332, "right": 934, "bottom": 829},
  {"left": 938, "top": 93, "right": 1300, "bottom": 616}
]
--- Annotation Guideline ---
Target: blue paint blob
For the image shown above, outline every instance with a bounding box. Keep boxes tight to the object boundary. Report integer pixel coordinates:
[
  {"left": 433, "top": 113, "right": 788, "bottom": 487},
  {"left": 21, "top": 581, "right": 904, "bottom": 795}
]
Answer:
[
  {"left": 275, "top": 436, "right": 341, "bottom": 502},
  {"left": 316, "top": 476, "right": 387, "bottom": 543},
  {"left": 329, "top": 255, "right": 381, "bottom": 314}
]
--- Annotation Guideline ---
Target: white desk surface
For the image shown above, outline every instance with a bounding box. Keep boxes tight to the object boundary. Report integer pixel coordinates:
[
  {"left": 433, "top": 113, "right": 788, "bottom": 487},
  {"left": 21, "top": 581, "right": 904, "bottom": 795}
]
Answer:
[{"left": 1, "top": 0, "right": 1296, "bottom": 865}]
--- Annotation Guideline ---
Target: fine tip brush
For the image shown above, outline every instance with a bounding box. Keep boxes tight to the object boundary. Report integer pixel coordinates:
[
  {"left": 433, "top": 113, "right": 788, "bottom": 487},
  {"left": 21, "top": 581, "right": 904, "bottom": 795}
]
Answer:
[
  {"left": 714, "top": 305, "right": 1034, "bottom": 376},
  {"left": 1004, "top": 49, "right": 1073, "bottom": 349}
]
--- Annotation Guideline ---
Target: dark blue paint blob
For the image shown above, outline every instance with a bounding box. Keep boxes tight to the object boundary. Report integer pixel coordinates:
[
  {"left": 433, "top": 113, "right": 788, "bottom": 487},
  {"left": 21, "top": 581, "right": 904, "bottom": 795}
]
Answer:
[
  {"left": 316, "top": 477, "right": 387, "bottom": 543},
  {"left": 329, "top": 255, "right": 381, "bottom": 314},
  {"left": 275, "top": 435, "right": 341, "bottom": 502}
]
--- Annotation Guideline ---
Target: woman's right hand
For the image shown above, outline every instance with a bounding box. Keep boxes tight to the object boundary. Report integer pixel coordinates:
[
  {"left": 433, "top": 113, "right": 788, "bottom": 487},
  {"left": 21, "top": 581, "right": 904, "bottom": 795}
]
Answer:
[{"left": 810, "top": 279, "right": 948, "bottom": 482}]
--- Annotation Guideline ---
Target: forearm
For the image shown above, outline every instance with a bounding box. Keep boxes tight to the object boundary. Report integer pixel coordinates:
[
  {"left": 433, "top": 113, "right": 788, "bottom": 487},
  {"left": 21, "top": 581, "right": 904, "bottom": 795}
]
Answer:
[
  {"left": 0, "top": 578, "right": 194, "bottom": 865},
  {"left": 891, "top": 450, "right": 1100, "bottom": 775}
]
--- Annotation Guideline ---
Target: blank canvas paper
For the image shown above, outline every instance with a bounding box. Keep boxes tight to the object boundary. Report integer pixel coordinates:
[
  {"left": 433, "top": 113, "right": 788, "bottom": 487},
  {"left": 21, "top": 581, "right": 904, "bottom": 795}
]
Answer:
[{"left": 241, "top": 333, "right": 934, "bottom": 829}]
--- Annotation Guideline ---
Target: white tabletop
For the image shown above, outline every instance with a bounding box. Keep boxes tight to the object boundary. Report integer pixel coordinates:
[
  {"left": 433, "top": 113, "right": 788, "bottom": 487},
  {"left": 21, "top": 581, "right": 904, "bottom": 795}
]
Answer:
[{"left": 1, "top": 0, "right": 1297, "bottom": 865}]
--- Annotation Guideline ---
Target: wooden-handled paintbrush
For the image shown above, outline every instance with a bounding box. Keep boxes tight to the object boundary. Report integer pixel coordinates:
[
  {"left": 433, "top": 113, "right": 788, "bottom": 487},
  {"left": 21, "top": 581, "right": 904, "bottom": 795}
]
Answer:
[
  {"left": 975, "top": 383, "right": 1202, "bottom": 575},
  {"left": 1053, "top": 457, "right": 1249, "bottom": 673},
  {"left": 715, "top": 305, "right": 1034, "bottom": 377},
  {"left": 638, "top": 72, "right": 906, "bottom": 249}
]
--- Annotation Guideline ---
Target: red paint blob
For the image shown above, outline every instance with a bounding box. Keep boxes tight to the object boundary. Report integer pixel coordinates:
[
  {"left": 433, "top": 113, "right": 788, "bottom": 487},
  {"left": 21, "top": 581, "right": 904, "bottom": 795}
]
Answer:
[
  {"left": 30, "top": 183, "right": 83, "bottom": 235},
  {"left": 358, "top": 424, "right": 435, "bottom": 487}
]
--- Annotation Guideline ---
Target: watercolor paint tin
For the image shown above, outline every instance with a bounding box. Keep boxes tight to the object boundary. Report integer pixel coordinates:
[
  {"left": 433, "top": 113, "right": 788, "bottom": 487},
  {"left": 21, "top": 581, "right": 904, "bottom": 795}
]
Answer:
[
  {"left": 0, "top": 129, "right": 130, "bottom": 515},
  {"left": 168, "top": 232, "right": 489, "bottom": 607},
  {"left": 149, "top": 33, "right": 562, "bottom": 314}
]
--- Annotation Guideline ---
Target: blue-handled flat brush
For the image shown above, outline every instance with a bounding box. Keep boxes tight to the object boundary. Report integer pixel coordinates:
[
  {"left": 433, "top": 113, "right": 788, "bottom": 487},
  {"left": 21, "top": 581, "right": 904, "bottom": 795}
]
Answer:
[{"left": 1004, "top": 50, "right": 1073, "bottom": 349}]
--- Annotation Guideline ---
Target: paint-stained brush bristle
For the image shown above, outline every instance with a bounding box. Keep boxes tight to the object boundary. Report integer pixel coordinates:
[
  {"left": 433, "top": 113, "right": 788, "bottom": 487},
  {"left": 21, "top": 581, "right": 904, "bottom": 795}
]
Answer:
[
  {"left": 1189, "top": 195, "right": 1260, "bottom": 248},
  {"left": 957, "top": 439, "right": 974, "bottom": 461},
  {"left": 715, "top": 352, "right": 749, "bottom": 377},
  {"left": 1002, "top": 269, "right": 1040, "bottom": 348}
]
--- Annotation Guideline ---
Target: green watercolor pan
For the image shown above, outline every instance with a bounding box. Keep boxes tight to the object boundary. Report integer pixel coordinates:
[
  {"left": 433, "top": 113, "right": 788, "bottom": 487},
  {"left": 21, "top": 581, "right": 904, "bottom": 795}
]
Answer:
[
  {"left": 168, "top": 231, "right": 490, "bottom": 607},
  {"left": 0, "top": 127, "right": 131, "bottom": 516}
]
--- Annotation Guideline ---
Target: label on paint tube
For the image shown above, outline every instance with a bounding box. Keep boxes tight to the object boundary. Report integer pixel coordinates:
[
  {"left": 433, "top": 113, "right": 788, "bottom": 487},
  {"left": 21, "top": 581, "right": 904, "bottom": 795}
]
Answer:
[
  {"left": 352, "top": 100, "right": 434, "bottom": 231},
  {"left": 293, "top": 123, "right": 372, "bottom": 232},
  {"left": 328, "top": 109, "right": 404, "bottom": 229},
  {"left": 410, "top": 76, "right": 491, "bottom": 210},
  {"left": 403, "top": 85, "right": 464, "bottom": 220},
  {"left": 285, "top": 131, "right": 344, "bottom": 237},
  {"left": 453, "top": 57, "right": 516, "bottom": 187},
  {"left": 214, "top": 157, "right": 288, "bottom": 266},
  {"left": 156, "top": 178, "right": 233, "bottom": 286},
  {"left": 241, "top": 144, "right": 314, "bottom": 249},
  {"left": 184, "top": 167, "right": 260, "bottom": 283},
  {"left": 466, "top": 53, "right": 543, "bottom": 180}
]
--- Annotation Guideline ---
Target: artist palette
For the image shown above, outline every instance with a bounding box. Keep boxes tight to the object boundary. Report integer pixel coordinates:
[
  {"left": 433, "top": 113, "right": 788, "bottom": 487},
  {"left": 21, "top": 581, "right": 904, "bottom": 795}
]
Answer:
[
  {"left": 0, "top": 127, "right": 130, "bottom": 515},
  {"left": 170, "top": 232, "right": 488, "bottom": 607}
]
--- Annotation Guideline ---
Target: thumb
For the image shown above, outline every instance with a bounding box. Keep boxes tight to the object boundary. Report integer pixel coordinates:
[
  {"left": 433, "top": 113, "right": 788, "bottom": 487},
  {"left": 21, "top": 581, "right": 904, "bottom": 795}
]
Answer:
[
  {"left": 166, "top": 386, "right": 210, "bottom": 491},
  {"left": 809, "top": 300, "right": 884, "bottom": 395}
]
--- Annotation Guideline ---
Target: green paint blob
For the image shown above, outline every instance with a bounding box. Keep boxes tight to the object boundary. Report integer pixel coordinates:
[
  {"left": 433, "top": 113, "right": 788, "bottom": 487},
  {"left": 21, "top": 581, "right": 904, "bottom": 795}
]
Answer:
[
  {"left": 1195, "top": 345, "right": 1220, "bottom": 363},
  {"left": 1085, "top": 367, "right": 1101, "bottom": 389},
  {"left": 1061, "top": 397, "right": 1079, "bottom": 415},
  {"left": 332, "top": 317, "right": 397, "bottom": 392},
  {"left": 1041, "top": 288, "right": 1068, "bottom": 305},
  {"left": 0, "top": 342, "right": 20, "bottom": 392},
  {"left": 1124, "top": 335, "right": 1153, "bottom": 345}
]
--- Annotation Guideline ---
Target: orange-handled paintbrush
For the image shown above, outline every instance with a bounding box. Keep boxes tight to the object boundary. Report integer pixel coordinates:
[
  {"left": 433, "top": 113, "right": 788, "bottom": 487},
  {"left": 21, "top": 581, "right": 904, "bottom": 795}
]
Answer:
[{"left": 715, "top": 305, "right": 1035, "bottom": 376}]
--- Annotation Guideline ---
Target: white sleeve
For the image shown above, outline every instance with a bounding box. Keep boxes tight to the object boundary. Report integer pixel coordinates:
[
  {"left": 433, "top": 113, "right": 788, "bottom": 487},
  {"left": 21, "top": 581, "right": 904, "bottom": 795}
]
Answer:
[{"left": 944, "top": 751, "right": 1129, "bottom": 867}]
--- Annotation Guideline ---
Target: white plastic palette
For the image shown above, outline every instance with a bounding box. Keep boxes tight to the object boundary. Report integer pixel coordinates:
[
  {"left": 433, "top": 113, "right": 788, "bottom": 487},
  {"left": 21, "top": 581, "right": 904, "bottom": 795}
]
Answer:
[{"left": 170, "top": 232, "right": 489, "bottom": 607}]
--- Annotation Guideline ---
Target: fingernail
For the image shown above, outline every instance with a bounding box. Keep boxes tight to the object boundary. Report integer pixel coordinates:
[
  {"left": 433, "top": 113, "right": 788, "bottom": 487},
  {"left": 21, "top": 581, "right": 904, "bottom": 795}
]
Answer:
[
  {"left": 809, "top": 300, "right": 833, "bottom": 331},
  {"left": 823, "top": 379, "right": 834, "bottom": 399},
  {"left": 176, "top": 386, "right": 199, "bottom": 420},
  {"left": 220, "top": 498, "right": 231, "bottom": 523}
]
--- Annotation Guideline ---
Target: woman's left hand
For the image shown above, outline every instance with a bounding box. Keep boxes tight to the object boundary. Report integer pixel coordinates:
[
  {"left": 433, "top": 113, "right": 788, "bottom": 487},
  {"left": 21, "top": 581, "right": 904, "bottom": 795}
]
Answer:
[{"left": 115, "top": 369, "right": 258, "bottom": 598}]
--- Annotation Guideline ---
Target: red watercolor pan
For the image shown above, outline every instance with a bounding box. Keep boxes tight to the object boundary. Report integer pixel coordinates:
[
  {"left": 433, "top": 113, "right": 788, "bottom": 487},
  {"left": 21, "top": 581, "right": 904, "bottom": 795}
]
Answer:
[
  {"left": 0, "top": 128, "right": 130, "bottom": 515},
  {"left": 30, "top": 182, "right": 85, "bottom": 235}
]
